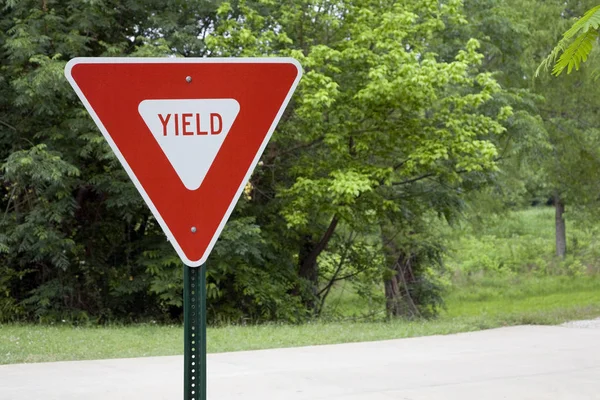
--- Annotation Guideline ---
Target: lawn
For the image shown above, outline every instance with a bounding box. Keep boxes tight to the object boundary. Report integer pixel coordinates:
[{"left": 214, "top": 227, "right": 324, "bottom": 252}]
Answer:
[{"left": 3, "top": 275, "right": 600, "bottom": 365}]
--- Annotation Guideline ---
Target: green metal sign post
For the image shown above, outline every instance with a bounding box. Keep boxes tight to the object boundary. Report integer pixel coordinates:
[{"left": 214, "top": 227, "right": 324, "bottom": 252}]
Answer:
[{"left": 184, "top": 264, "right": 207, "bottom": 400}]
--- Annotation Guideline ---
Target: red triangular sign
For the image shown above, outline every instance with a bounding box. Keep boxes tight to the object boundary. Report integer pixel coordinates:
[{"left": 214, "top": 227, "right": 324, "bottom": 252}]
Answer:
[{"left": 65, "top": 58, "right": 302, "bottom": 266}]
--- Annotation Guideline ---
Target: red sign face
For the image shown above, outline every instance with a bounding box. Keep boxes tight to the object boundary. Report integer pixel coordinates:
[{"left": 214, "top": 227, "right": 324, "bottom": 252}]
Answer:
[{"left": 65, "top": 58, "right": 302, "bottom": 266}]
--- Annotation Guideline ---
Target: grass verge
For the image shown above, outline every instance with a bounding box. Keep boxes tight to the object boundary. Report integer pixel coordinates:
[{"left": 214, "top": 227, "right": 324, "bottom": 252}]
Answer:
[{"left": 2, "top": 275, "right": 600, "bottom": 365}]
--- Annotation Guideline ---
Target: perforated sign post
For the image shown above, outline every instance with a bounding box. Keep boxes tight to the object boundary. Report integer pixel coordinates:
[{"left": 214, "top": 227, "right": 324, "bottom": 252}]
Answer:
[{"left": 65, "top": 58, "right": 302, "bottom": 399}]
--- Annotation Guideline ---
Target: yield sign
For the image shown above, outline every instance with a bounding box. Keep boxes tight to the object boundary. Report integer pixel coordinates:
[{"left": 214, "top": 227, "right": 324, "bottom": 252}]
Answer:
[{"left": 65, "top": 58, "right": 302, "bottom": 266}]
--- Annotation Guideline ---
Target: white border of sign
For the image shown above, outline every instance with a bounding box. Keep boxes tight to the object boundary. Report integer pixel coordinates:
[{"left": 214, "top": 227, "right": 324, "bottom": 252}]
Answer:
[{"left": 65, "top": 57, "right": 303, "bottom": 267}]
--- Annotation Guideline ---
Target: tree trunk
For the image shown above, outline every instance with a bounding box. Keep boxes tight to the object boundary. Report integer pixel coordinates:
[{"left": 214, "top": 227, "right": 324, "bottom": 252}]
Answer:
[
  {"left": 384, "top": 251, "right": 420, "bottom": 318},
  {"left": 554, "top": 193, "right": 566, "bottom": 258},
  {"left": 297, "top": 215, "right": 339, "bottom": 312}
]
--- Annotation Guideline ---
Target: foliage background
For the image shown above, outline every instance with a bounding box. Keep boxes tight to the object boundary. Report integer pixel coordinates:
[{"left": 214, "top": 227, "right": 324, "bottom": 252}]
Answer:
[{"left": 1, "top": 0, "right": 599, "bottom": 324}]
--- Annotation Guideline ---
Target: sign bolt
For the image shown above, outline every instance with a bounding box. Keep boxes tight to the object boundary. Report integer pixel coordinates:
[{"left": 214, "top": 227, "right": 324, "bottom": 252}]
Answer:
[
  {"left": 186, "top": 76, "right": 192, "bottom": 83},
  {"left": 191, "top": 226, "right": 197, "bottom": 233}
]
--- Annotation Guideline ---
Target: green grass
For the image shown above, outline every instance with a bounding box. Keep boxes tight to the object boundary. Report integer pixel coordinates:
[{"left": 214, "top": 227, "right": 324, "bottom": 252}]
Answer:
[
  {"left": 0, "top": 324, "right": 182, "bottom": 365},
  {"left": 445, "top": 275, "right": 600, "bottom": 317},
  {"left": 2, "top": 306, "right": 598, "bottom": 365},
  {"left": 3, "top": 207, "right": 600, "bottom": 365},
  {"left": 4, "top": 275, "right": 600, "bottom": 365}
]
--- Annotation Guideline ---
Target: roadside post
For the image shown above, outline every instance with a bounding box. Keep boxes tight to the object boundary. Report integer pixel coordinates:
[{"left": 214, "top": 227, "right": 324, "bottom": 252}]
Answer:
[
  {"left": 184, "top": 262, "right": 206, "bottom": 400},
  {"left": 65, "top": 58, "right": 302, "bottom": 399}
]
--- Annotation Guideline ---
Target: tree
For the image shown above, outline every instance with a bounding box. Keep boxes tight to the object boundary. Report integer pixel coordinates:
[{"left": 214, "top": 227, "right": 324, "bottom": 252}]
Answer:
[
  {"left": 526, "top": 0, "right": 600, "bottom": 258},
  {"left": 0, "top": 0, "right": 538, "bottom": 323},
  {"left": 0, "top": 0, "right": 170, "bottom": 322},
  {"left": 208, "top": 0, "right": 511, "bottom": 317},
  {"left": 460, "top": 0, "right": 600, "bottom": 260},
  {"left": 0, "top": 0, "right": 306, "bottom": 323}
]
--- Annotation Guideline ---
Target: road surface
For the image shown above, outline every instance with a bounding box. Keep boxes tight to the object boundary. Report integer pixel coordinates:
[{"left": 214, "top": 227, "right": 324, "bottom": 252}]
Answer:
[{"left": 1, "top": 323, "right": 599, "bottom": 399}]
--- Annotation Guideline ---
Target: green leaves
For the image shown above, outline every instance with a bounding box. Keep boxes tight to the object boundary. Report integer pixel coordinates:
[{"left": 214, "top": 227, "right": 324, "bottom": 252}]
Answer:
[
  {"left": 0, "top": 0, "right": 221, "bottom": 323},
  {"left": 537, "top": 4, "right": 600, "bottom": 76},
  {"left": 3, "top": 144, "right": 80, "bottom": 186},
  {"left": 553, "top": 29, "right": 598, "bottom": 75},
  {"left": 563, "top": 4, "right": 600, "bottom": 40},
  {"left": 0, "top": 0, "right": 519, "bottom": 323}
]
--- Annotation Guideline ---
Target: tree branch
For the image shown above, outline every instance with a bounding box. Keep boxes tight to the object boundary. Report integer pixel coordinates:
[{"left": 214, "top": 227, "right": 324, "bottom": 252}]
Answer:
[
  {"left": 299, "top": 215, "right": 340, "bottom": 287},
  {"left": 391, "top": 172, "right": 436, "bottom": 186},
  {"left": 277, "top": 136, "right": 325, "bottom": 157},
  {"left": 0, "top": 119, "right": 17, "bottom": 131}
]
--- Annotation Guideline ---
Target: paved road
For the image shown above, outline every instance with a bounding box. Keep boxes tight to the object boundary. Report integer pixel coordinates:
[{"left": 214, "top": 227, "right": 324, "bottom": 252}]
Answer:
[{"left": 1, "top": 324, "right": 599, "bottom": 400}]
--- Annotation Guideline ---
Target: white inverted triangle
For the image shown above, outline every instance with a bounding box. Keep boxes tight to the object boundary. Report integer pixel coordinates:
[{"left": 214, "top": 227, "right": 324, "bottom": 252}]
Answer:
[{"left": 138, "top": 99, "right": 240, "bottom": 190}]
